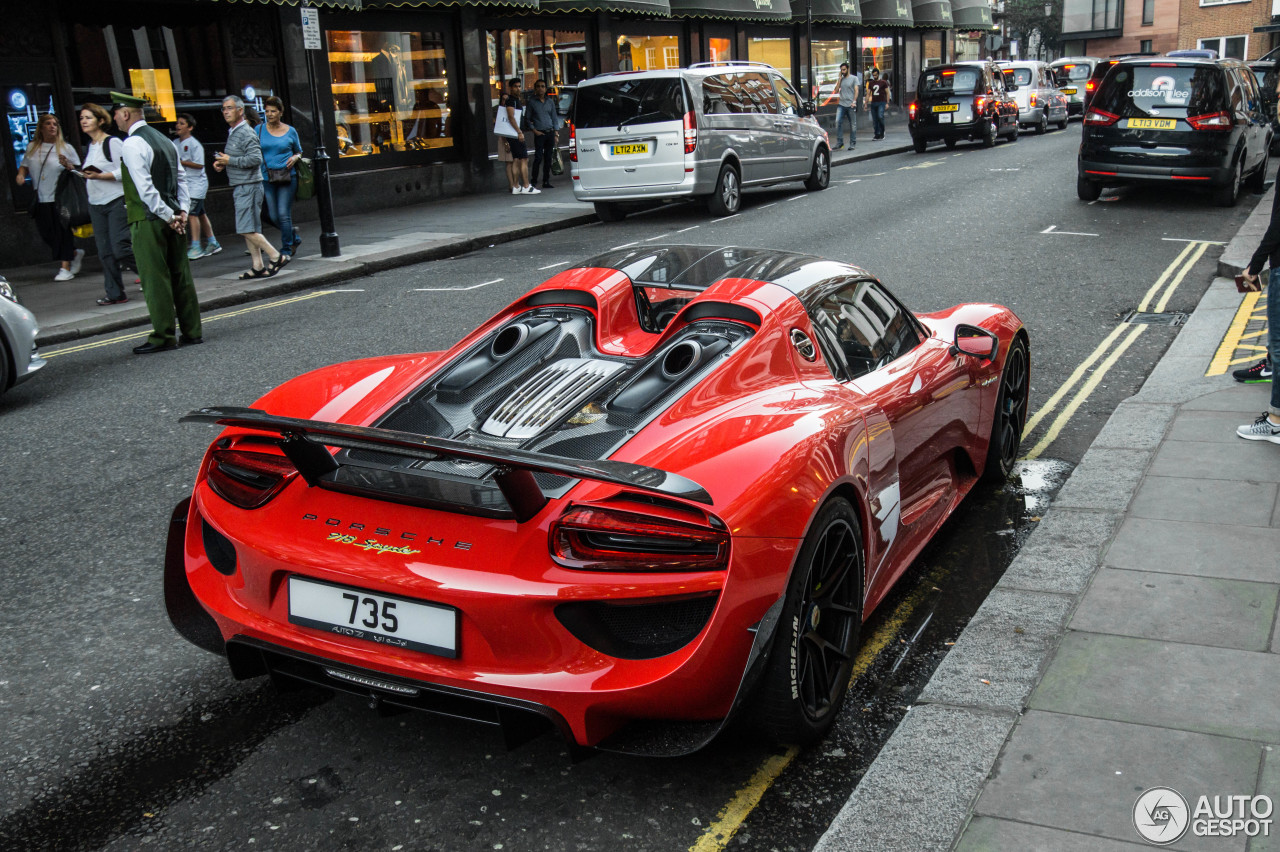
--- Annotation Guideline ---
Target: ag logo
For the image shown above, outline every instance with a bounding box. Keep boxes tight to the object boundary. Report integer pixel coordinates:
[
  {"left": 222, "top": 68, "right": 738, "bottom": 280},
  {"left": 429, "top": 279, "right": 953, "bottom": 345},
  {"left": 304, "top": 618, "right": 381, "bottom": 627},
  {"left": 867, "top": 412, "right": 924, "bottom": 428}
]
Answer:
[{"left": 1134, "top": 787, "right": 1190, "bottom": 845}]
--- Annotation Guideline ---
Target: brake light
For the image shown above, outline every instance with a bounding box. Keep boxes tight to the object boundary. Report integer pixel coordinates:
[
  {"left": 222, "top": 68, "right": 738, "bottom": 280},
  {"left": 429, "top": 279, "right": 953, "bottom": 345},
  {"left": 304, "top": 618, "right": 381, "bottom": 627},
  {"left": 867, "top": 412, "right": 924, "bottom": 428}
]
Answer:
[
  {"left": 1084, "top": 107, "right": 1120, "bottom": 126},
  {"left": 1086, "top": 80, "right": 1096, "bottom": 92},
  {"left": 683, "top": 109, "right": 698, "bottom": 154},
  {"left": 1187, "top": 111, "right": 1232, "bottom": 130},
  {"left": 909, "top": 101, "right": 918, "bottom": 119},
  {"left": 974, "top": 95, "right": 987, "bottom": 113},
  {"left": 206, "top": 449, "right": 298, "bottom": 509},
  {"left": 550, "top": 506, "right": 729, "bottom": 572},
  {"left": 1029, "top": 92, "right": 1037, "bottom": 108},
  {"left": 569, "top": 122, "right": 577, "bottom": 162}
]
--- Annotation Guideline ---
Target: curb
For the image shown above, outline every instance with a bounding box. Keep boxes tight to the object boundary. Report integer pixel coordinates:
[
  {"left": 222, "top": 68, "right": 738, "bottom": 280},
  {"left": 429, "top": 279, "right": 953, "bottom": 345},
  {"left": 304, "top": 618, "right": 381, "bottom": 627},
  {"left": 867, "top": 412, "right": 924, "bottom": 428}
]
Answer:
[{"left": 815, "top": 193, "right": 1270, "bottom": 852}]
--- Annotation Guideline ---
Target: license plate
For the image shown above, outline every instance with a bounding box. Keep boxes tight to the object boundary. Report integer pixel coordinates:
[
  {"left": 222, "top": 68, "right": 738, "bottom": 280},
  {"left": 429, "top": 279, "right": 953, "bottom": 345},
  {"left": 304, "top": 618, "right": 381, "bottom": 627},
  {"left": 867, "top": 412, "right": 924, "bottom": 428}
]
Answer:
[
  {"left": 939, "top": 113, "right": 953, "bottom": 123},
  {"left": 288, "top": 575, "right": 458, "bottom": 658},
  {"left": 611, "top": 143, "right": 650, "bottom": 156},
  {"left": 932, "top": 104, "right": 959, "bottom": 113},
  {"left": 1062, "top": 87, "right": 1077, "bottom": 94},
  {"left": 1127, "top": 118, "right": 1176, "bottom": 130}
]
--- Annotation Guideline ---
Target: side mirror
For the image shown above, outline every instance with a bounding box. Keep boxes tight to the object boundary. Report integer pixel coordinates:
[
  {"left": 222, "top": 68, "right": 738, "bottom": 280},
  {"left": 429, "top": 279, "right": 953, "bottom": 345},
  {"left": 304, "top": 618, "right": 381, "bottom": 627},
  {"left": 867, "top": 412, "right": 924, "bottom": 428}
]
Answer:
[
  {"left": 1005, "top": 83, "right": 1020, "bottom": 92},
  {"left": 801, "top": 100, "right": 816, "bottom": 116},
  {"left": 951, "top": 324, "right": 999, "bottom": 361}
]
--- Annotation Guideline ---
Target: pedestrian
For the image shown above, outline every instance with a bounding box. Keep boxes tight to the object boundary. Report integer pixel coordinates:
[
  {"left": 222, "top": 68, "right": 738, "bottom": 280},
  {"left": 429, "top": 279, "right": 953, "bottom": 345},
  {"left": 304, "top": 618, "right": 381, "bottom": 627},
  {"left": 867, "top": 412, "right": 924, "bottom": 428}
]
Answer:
[
  {"left": 110, "top": 92, "right": 203, "bottom": 354},
  {"left": 497, "top": 135, "right": 519, "bottom": 193},
  {"left": 832, "top": 62, "right": 862, "bottom": 150},
  {"left": 866, "top": 67, "right": 891, "bottom": 141},
  {"left": 15, "top": 113, "right": 84, "bottom": 281},
  {"left": 257, "top": 96, "right": 304, "bottom": 257},
  {"left": 212, "top": 95, "right": 287, "bottom": 279},
  {"left": 173, "top": 113, "right": 221, "bottom": 260},
  {"left": 1236, "top": 190, "right": 1280, "bottom": 443},
  {"left": 70, "top": 103, "right": 131, "bottom": 305},
  {"left": 525, "top": 78, "right": 561, "bottom": 189},
  {"left": 501, "top": 78, "right": 539, "bottom": 195}
]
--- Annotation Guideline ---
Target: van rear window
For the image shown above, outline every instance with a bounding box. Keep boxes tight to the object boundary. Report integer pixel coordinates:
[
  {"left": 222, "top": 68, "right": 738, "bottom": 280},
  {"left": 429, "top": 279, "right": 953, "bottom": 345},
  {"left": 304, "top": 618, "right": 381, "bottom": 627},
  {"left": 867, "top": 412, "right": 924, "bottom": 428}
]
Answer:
[
  {"left": 920, "top": 68, "right": 979, "bottom": 95},
  {"left": 574, "top": 79, "right": 687, "bottom": 129},
  {"left": 1008, "top": 68, "right": 1033, "bottom": 87},
  {"left": 1094, "top": 65, "right": 1224, "bottom": 116},
  {"left": 1055, "top": 64, "right": 1090, "bottom": 83}
]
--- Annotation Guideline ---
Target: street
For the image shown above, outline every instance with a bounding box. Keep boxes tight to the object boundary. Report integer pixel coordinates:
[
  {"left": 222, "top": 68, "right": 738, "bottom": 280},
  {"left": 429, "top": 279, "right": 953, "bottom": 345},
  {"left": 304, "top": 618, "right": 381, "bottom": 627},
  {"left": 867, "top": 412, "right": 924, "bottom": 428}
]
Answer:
[{"left": 0, "top": 127, "right": 1260, "bottom": 851}]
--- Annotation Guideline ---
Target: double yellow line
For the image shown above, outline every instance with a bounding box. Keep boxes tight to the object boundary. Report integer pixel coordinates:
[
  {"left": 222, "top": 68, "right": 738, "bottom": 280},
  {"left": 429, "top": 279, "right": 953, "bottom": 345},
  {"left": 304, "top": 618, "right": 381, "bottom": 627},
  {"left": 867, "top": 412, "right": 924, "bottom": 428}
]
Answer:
[{"left": 1022, "top": 240, "right": 1211, "bottom": 459}]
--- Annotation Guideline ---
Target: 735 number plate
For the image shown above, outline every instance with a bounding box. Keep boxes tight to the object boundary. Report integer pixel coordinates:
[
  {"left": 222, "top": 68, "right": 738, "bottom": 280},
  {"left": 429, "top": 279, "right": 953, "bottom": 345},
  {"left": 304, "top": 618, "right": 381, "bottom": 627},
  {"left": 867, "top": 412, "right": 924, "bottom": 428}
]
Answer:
[{"left": 287, "top": 575, "right": 458, "bottom": 658}]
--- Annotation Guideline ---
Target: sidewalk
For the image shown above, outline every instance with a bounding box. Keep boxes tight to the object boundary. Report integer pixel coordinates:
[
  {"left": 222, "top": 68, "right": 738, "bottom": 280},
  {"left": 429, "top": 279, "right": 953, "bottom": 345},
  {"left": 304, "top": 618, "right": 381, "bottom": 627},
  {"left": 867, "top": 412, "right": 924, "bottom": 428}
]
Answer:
[
  {"left": 10, "top": 115, "right": 912, "bottom": 348},
  {"left": 817, "top": 193, "right": 1279, "bottom": 850}
]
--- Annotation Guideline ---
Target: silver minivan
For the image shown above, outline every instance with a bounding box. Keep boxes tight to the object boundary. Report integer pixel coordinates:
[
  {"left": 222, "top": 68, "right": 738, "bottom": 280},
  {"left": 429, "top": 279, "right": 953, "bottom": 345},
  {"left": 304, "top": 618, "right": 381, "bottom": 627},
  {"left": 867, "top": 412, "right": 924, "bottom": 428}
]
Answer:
[
  {"left": 570, "top": 62, "right": 830, "bottom": 221},
  {"left": 998, "top": 61, "right": 1069, "bottom": 133}
]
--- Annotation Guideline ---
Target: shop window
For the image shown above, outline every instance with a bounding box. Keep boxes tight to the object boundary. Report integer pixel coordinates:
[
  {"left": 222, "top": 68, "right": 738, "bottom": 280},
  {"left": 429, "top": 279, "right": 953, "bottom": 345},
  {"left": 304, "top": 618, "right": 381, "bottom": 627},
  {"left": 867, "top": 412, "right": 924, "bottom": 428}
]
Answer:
[
  {"left": 328, "top": 29, "right": 453, "bottom": 158},
  {"left": 812, "top": 40, "right": 850, "bottom": 107},
  {"left": 861, "top": 36, "right": 894, "bottom": 94},
  {"left": 708, "top": 37, "right": 733, "bottom": 63},
  {"left": 618, "top": 34, "right": 683, "bottom": 71},
  {"left": 488, "top": 28, "right": 590, "bottom": 114},
  {"left": 747, "top": 37, "right": 792, "bottom": 83}
]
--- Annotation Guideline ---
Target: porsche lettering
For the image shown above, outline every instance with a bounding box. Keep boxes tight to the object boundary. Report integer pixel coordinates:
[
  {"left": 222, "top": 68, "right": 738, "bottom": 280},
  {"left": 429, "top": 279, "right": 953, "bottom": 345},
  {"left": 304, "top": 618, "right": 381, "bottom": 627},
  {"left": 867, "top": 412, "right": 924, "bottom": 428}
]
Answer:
[{"left": 302, "top": 513, "right": 472, "bottom": 549}]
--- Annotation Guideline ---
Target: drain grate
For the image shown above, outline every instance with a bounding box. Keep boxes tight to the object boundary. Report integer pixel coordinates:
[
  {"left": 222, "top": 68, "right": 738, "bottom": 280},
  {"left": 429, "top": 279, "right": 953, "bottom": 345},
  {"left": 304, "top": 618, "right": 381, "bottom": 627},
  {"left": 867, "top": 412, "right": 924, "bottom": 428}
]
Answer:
[{"left": 1123, "top": 310, "right": 1188, "bottom": 326}]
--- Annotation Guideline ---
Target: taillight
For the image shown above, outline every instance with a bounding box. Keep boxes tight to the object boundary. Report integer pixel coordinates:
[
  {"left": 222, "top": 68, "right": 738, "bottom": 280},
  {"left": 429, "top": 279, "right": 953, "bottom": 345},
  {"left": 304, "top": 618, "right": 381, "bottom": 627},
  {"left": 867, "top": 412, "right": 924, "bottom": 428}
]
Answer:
[
  {"left": 973, "top": 95, "right": 987, "bottom": 114},
  {"left": 908, "top": 101, "right": 918, "bottom": 119},
  {"left": 569, "top": 122, "right": 577, "bottom": 162},
  {"left": 206, "top": 449, "right": 298, "bottom": 509},
  {"left": 1029, "top": 92, "right": 1037, "bottom": 108},
  {"left": 1083, "top": 107, "right": 1120, "bottom": 126},
  {"left": 1187, "top": 111, "right": 1232, "bottom": 130},
  {"left": 683, "top": 109, "right": 698, "bottom": 154},
  {"left": 1086, "top": 80, "right": 1096, "bottom": 92},
  {"left": 550, "top": 506, "right": 729, "bottom": 572}
]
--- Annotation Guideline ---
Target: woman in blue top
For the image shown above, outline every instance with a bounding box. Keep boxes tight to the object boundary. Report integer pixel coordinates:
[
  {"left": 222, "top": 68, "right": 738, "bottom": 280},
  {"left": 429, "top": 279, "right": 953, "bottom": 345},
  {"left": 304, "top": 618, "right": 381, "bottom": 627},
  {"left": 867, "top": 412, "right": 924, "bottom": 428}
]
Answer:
[{"left": 257, "top": 96, "right": 303, "bottom": 256}]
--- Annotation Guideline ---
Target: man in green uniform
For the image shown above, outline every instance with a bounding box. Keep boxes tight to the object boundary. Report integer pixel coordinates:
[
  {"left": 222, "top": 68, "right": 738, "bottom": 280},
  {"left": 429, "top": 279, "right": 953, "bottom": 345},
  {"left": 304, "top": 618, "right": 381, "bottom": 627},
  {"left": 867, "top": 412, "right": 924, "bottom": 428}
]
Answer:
[{"left": 111, "top": 92, "right": 203, "bottom": 354}]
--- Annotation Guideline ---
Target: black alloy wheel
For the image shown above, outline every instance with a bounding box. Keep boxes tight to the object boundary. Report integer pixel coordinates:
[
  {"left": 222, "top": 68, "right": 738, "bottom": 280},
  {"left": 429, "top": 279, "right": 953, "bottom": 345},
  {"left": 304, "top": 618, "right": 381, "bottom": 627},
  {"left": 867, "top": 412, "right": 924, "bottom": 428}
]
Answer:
[
  {"left": 1247, "top": 148, "right": 1270, "bottom": 194},
  {"left": 1036, "top": 113, "right": 1048, "bottom": 135},
  {"left": 1215, "top": 157, "right": 1244, "bottom": 207},
  {"left": 750, "top": 498, "right": 863, "bottom": 745},
  {"left": 805, "top": 147, "right": 831, "bottom": 190},
  {"left": 0, "top": 337, "right": 12, "bottom": 397},
  {"left": 1077, "top": 174, "right": 1102, "bottom": 201},
  {"left": 913, "top": 134, "right": 928, "bottom": 153},
  {"left": 982, "top": 115, "right": 998, "bottom": 148},
  {"left": 944, "top": 137, "right": 958, "bottom": 149},
  {"left": 708, "top": 163, "right": 741, "bottom": 216},
  {"left": 982, "top": 337, "right": 1029, "bottom": 482}
]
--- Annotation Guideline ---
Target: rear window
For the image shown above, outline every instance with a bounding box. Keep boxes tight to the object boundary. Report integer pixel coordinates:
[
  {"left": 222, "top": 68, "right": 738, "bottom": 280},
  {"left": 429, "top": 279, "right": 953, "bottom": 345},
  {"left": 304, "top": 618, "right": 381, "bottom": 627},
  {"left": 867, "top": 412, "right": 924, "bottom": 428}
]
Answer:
[
  {"left": 1055, "top": 64, "right": 1091, "bottom": 82},
  {"left": 574, "top": 78, "right": 687, "bottom": 129},
  {"left": 919, "top": 68, "right": 980, "bottom": 95},
  {"left": 1007, "top": 68, "right": 1033, "bottom": 87},
  {"left": 1094, "top": 64, "right": 1225, "bottom": 116}
]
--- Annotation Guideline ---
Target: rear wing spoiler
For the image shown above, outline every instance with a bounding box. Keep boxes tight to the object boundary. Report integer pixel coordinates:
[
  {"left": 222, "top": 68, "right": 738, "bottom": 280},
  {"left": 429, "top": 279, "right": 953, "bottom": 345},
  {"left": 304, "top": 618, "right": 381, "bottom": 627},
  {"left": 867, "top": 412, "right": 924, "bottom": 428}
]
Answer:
[{"left": 181, "top": 406, "right": 713, "bottom": 521}]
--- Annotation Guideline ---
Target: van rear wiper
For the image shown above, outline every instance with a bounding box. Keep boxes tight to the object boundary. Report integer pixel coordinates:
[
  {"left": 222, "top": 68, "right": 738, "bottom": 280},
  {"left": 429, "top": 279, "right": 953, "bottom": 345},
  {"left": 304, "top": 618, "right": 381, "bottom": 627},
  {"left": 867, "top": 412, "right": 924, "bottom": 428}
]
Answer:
[{"left": 617, "top": 111, "right": 670, "bottom": 130}]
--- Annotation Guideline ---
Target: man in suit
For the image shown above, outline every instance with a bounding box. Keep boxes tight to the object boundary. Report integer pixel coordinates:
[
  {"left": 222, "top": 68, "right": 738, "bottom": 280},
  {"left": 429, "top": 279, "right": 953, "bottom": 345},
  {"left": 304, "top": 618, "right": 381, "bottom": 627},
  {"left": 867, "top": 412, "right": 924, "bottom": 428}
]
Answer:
[{"left": 111, "top": 92, "right": 202, "bottom": 354}]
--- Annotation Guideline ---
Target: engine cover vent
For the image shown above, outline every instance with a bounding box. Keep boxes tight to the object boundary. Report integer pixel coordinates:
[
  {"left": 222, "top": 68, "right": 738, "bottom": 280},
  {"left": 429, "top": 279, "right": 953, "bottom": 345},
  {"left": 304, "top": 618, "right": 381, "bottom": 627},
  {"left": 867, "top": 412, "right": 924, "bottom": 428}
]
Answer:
[{"left": 481, "top": 358, "right": 624, "bottom": 440}]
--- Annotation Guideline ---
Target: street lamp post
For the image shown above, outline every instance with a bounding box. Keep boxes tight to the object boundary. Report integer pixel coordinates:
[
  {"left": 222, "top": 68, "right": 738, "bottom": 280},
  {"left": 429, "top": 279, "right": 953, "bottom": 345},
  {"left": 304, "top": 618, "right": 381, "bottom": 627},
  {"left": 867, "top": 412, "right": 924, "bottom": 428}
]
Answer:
[
  {"left": 806, "top": 0, "right": 815, "bottom": 102},
  {"left": 302, "top": 2, "right": 341, "bottom": 258}
]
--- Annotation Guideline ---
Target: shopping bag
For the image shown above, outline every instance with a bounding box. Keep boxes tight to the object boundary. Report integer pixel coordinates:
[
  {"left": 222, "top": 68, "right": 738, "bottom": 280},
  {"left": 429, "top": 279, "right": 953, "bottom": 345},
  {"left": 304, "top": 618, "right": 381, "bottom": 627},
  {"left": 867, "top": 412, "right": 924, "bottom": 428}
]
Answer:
[
  {"left": 550, "top": 147, "right": 564, "bottom": 176},
  {"left": 55, "top": 170, "right": 92, "bottom": 228},
  {"left": 295, "top": 157, "right": 315, "bottom": 201},
  {"left": 494, "top": 106, "right": 523, "bottom": 139}
]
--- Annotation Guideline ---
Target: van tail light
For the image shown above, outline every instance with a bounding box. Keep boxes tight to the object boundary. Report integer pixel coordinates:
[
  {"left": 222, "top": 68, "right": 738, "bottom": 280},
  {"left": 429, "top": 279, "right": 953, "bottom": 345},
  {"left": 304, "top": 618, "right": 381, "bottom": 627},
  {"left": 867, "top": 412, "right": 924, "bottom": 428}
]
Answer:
[
  {"left": 1029, "top": 92, "right": 1037, "bottom": 108},
  {"left": 683, "top": 109, "right": 698, "bottom": 154},
  {"left": 569, "top": 123, "right": 577, "bottom": 162},
  {"left": 908, "top": 101, "right": 918, "bottom": 119},
  {"left": 1083, "top": 107, "right": 1120, "bottom": 126},
  {"left": 1187, "top": 111, "right": 1232, "bottom": 130},
  {"left": 550, "top": 506, "right": 729, "bottom": 572},
  {"left": 206, "top": 449, "right": 298, "bottom": 509}
]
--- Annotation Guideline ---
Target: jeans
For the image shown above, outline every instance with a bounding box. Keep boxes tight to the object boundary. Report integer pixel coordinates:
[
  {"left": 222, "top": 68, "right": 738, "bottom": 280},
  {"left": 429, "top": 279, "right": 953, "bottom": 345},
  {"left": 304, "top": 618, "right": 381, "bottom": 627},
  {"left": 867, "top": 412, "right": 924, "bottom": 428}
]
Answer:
[
  {"left": 870, "top": 102, "right": 887, "bottom": 138},
  {"left": 88, "top": 197, "right": 131, "bottom": 300},
  {"left": 263, "top": 175, "right": 298, "bottom": 251},
  {"left": 1268, "top": 270, "right": 1280, "bottom": 415},
  {"left": 530, "top": 132, "right": 556, "bottom": 185},
  {"left": 834, "top": 105, "right": 856, "bottom": 147}
]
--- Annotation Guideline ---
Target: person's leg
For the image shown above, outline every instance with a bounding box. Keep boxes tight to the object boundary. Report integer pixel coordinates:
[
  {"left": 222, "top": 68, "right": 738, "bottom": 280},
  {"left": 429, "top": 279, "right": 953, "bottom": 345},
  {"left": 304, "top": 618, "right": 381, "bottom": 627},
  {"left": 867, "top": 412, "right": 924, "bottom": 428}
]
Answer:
[
  {"left": 262, "top": 181, "right": 281, "bottom": 234},
  {"left": 165, "top": 227, "right": 202, "bottom": 341},
  {"left": 850, "top": 106, "right": 858, "bottom": 145},
  {"left": 106, "top": 198, "right": 134, "bottom": 275},
  {"left": 198, "top": 214, "right": 220, "bottom": 254},
  {"left": 1270, "top": 271, "right": 1280, "bottom": 416},
  {"left": 834, "top": 106, "right": 848, "bottom": 147},
  {"left": 531, "top": 136, "right": 546, "bottom": 184},
  {"left": 245, "top": 232, "right": 281, "bottom": 264},
  {"left": 88, "top": 203, "right": 124, "bottom": 301},
  {"left": 277, "top": 177, "right": 296, "bottom": 251},
  {"left": 133, "top": 220, "right": 178, "bottom": 346}
]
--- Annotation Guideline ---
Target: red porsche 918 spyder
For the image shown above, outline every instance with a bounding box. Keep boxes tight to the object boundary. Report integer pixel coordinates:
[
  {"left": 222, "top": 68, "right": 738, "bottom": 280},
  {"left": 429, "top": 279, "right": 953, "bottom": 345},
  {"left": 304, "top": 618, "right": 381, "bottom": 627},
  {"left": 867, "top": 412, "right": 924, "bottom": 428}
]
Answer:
[{"left": 166, "top": 245, "right": 1028, "bottom": 755}]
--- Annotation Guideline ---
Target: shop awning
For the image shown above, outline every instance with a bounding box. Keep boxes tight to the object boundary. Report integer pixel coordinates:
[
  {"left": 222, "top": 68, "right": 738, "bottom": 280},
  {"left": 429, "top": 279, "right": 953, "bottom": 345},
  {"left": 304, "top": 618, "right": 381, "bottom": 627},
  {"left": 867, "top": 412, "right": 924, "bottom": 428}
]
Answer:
[
  {"left": 798, "top": 0, "right": 862, "bottom": 25},
  {"left": 539, "top": 0, "right": 670, "bottom": 13},
  {"left": 911, "top": 0, "right": 951, "bottom": 27},
  {"left": 367, "top": 0, "right": 540, "bottom": 7},
  {"left": 669, "top": 0, "right": 794, "bottom": 22},
  {"left": 949, "top": 0, "right": 992, "bottom": 28},
  {"left": 858, "top": 0, "right": 912, "bottom": 26}
]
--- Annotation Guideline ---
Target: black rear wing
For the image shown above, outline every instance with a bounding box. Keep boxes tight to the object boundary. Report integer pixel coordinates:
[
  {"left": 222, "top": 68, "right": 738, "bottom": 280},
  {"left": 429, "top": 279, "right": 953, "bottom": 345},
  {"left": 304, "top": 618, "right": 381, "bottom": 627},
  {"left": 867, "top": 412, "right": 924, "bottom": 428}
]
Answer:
[{"left": 181, "top": 406, "right": 713, "bottom": 521}]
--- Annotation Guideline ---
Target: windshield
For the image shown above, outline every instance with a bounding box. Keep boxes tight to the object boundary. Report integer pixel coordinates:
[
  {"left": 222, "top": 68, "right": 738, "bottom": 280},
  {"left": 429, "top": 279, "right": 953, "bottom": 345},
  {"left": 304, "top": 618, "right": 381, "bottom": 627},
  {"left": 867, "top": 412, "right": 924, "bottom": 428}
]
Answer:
[
  {"left": 919, "top": 68, "right": 979, "bottom": 95},
  {"left": 1094, "top": 64, "right": 1225, "bottom": 116},
  {"left": 1055, "top": 64, "right": 1091, "bottom": 83},
  {"left": 574, "top": 78, "right": 687, "bottom": 129}
]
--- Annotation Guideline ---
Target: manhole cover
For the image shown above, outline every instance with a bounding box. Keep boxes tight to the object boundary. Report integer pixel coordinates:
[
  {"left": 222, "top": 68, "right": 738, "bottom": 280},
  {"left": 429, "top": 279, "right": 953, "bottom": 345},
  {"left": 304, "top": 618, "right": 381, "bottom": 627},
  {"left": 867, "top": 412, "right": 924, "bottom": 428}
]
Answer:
[{"left": 1123, "top": 311, "right": 1188, "bottom": 326}]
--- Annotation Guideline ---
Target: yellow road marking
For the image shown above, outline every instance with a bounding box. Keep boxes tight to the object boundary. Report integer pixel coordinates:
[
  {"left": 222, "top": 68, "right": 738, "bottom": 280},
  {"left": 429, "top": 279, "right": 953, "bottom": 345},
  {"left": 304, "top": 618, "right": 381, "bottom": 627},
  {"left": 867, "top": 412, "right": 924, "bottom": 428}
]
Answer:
[
  {"left": 42, "top": 291, "right": 336, "bottom": 358},
  {"left": 689, "top": 747, "right": 800, "bottom": 851},
  {"left": 1137, "top": 240, "right": 1195, "bottom": 312},
  {"left": 1207, "top": 290, "right": 1263, "bottom": 376}
]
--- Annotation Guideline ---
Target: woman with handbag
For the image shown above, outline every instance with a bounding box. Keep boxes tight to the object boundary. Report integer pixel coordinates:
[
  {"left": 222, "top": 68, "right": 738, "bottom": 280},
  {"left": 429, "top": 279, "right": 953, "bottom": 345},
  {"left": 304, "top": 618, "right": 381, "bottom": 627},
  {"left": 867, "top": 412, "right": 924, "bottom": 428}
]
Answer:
[
  {"left": 70, "top": 103, "right": 131, "bottom": 305},
  {"left": 257, "top": 96, "right": 304, "bottom": 257},
  {"left": 15, "top": 114, "right": 83, "bottom": 281}
]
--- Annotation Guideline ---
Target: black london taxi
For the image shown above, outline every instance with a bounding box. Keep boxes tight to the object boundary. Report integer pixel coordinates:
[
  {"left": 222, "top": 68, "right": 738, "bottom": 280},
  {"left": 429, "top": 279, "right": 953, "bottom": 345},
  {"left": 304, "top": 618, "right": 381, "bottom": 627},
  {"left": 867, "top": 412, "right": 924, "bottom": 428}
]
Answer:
[{"left": 908, "top": 62, "right": 1020, "bottom": 152}]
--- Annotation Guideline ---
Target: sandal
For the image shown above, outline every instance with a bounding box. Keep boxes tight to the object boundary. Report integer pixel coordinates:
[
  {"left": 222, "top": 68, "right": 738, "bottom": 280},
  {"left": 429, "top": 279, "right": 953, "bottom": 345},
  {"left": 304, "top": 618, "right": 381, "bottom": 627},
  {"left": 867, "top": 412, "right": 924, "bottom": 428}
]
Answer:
[
  {"left": 238, "top": 267, "right": 268, "bottom": 280},
  {"left": 265, "top": 253, "right": 290, "bottom": 277}
]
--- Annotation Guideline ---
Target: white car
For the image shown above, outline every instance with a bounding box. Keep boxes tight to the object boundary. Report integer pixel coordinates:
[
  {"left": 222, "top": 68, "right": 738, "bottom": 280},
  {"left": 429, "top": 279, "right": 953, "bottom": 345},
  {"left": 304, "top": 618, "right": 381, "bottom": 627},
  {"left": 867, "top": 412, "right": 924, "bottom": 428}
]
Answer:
[{"left": 0, "top": 276, "right": 46, "bottom": 399}]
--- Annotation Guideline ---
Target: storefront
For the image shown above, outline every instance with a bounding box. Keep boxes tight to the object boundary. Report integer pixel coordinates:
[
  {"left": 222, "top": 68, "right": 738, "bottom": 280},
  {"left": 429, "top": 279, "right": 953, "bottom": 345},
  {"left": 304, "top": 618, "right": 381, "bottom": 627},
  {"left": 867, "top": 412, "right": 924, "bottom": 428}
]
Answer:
[
  {"left": 948, "top": 0, "right": 992, "bottom": 61},
  {"left": 907, "top": 0, "right": 952, "bottom": 94},
  {"left": 858, "top": 0, "right": 911, "bottom": 101}
]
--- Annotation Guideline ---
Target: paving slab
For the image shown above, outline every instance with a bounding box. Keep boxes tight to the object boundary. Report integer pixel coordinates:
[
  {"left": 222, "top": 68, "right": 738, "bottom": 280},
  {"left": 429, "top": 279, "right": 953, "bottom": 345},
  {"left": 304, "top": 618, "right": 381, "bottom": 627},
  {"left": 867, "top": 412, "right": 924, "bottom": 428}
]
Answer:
[
  {"left": 1092, "top": 401, "right": 1178, "bottom": 450},
  {"left": 988, "top": 508, "right": 1120, "bottom": 595},
  {"left": 1147, "top": 440, "right": 1280, "bottom": 484},
  {"left": 955, "top": 815, "right": 1154, "bottom": 852},
  {"left": 1050, "top": 449, "right": 1152, "bottom": 512},
  {"left": 1105, "top": 517, "right": 1280, "bottom": 582},
  {"left": 1256, "top": 747, "right": 1280, "bottom": 852},
  {"left": 1180, "top": 386, "right": 1280, "bottom": 413},
  {"left": 813, "top": 705, "right": 1015, "bottom": 852},
  {"left": 1029, "top": 632, "right": 1280, "bottom": 744},
  {"left": 973, "top": 711, "right": 1264, "bottom": 851},
  {"left": 1167, "top": 409, "right": 1275, "bottom": 444},
  {"left": 1128, "top": 475, "right": 1279, "bottom": 526},
  {"left": 1070, "top": 568, "right": 1278, "bottom": 652}
]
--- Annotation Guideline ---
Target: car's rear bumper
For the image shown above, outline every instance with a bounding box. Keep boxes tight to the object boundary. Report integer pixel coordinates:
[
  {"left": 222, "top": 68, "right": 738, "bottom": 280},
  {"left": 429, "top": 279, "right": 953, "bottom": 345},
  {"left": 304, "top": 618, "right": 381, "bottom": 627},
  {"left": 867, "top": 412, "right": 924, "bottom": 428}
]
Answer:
[
  {"left": 1079, "top": 158, "right": 1234, "bottom": 186},
  {"left": 572, "top": 170, "right": 708, "bottom": 202}
]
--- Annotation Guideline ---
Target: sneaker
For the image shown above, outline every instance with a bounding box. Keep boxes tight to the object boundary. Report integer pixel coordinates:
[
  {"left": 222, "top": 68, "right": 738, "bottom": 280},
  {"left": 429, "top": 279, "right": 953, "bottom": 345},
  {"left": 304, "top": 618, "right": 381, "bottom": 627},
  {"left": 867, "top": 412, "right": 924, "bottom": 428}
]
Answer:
[
  {"left": 54, "top": 268, "right": 74, "bottom": 281},
  {"left": 525, "top": 186, "right": 541, "bottom": 194},
  {"left": 1232, "top": 359, "right": 1272, "bottom": 383},
  {"left": 187, "top": 245, "right": 204, "bottom": 261},
  {"left": 69, "top": 248, "right": 85, "bottom": 275},
  {"left": 512, "top": 187, "right": 522, "bottom": 195},
  {"left": 833, "top": 143, "right": 844, "bottom": 150},
  {"left": 204, "top": 239, "right": 223, "bottom": 257},
  {"left": 1236, "top": 413, "right": 1280, "bottom": 443}
]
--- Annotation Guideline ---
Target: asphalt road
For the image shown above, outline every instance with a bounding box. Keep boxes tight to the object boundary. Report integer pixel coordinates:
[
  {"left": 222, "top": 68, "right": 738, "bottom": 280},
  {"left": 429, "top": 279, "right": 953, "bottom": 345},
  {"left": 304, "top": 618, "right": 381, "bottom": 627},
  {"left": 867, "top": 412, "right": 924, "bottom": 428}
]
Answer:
[{"left": 0, "top": 126, "right": 1262, "bottom": 852}]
